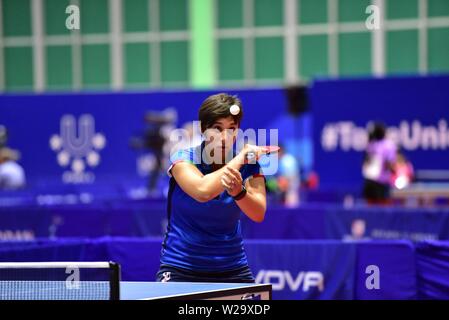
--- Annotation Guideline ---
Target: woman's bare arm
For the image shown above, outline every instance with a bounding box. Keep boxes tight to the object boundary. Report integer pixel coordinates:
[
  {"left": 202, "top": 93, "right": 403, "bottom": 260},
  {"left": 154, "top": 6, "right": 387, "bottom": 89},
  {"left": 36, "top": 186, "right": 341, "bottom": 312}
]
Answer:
[
  {"left": 235, "top": 176, "right": 267, "bottom": 222},
  {"left": 221, "top": 167, "right": 266, "bottom": 222},
  {"left": 170, "top": 152, "right": 246, "bottom": 202}
]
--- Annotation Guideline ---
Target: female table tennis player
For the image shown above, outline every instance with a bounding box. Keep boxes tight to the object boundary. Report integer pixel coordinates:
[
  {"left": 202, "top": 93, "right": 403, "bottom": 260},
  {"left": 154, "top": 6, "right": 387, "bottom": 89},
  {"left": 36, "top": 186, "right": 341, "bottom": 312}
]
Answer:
[{"left": 156, "top": 93, "right": 268, "bottom": 283}]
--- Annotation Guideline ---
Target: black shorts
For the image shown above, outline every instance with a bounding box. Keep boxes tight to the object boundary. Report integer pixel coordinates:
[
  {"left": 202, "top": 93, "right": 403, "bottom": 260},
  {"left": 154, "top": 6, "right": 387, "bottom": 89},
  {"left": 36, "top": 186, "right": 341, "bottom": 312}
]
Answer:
[
  {"left": 363, "top": 179, "right": 390, "bottom": 201},
  {"left": 156, "top": 264, "right": 255, "bottom": 283}
]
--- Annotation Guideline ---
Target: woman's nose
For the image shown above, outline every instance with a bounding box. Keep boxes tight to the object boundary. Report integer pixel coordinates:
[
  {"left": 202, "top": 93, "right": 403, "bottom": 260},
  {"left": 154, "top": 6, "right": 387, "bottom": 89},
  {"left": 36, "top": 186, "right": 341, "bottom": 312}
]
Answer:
[
  {"left": 223, "top": 128, "right": 234, "bottom": 137},
  {"left": 221, "top": 130, "right": 234, "bottom": 143}
]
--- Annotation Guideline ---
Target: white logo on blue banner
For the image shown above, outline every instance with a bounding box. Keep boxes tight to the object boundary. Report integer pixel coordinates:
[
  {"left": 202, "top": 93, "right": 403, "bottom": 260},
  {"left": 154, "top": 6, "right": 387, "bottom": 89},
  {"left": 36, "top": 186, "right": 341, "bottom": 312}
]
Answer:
[
  {"left": 49, "top": 114, "right": 106, "bottom": 184},
  {"left": 65, "top": 266, "right": 80, "bottom": 289},
  {"left": 321, "top": 119, "right": 449, "bottom": 152},
  {"left": 365, "top": 265, "right": 380, "bottom": 290},
  {"left": 255, "top": 270, "right": 324, "bottom": 292}
]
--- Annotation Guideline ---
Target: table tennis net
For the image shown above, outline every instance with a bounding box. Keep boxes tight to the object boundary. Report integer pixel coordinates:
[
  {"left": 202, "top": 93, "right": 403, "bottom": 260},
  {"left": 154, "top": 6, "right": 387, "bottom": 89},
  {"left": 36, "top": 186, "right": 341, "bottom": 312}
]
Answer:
[{"left": 0, "top": 262, "right": 120, "bottom": 300}]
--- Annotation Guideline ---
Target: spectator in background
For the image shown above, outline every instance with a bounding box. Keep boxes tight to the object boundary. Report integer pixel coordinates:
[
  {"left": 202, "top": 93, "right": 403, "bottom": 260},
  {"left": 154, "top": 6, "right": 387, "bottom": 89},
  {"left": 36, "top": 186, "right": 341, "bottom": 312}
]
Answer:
[
  {"left": 362, "top": 122, "right": 397, "bottom": 205},
  {"left": 0, "top": 147, "right": 26, "bottom": 190},
  {"left": 266, "top": 145, "right": 300, "bottom": 207},
  {"left": 0, "top": 125, "right": 7, "bottom": 149},
  {"left": 130, "top": 108, "right": 177, "bottom": 195},
  {"left": 144, "top": 108, "right": 177, "bottom": 194},
  {"left": 391, "top": 149, "right": 414, "bottom": 190}
]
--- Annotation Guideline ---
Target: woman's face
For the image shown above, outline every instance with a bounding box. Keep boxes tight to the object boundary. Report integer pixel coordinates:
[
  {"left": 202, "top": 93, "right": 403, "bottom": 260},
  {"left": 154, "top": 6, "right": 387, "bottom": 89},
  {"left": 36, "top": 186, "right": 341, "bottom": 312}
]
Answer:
[{"left": 203, "top": 116, "right": 238, "bottom": 161}]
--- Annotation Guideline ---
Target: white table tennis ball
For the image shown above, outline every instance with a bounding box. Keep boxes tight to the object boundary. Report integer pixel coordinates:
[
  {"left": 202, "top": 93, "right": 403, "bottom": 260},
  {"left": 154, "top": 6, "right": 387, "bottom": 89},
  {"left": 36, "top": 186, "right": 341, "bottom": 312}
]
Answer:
[{"left": 230, "top": 104, "right": 240, "bottom": 115}]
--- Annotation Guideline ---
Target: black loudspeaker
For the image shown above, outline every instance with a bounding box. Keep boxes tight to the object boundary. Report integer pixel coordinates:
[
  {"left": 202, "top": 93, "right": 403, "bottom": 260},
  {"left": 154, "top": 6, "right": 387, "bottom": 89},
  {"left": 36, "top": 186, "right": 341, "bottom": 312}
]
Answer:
[{"left": 285, "top": 86, "right": 308, "bottom": 116}]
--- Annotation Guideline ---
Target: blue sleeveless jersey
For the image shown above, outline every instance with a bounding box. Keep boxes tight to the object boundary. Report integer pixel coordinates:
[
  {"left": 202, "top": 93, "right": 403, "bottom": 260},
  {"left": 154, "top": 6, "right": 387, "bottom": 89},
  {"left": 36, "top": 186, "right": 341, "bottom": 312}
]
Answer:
[{"left": 160, "top": 142, "right": 264, "bottom": 272}]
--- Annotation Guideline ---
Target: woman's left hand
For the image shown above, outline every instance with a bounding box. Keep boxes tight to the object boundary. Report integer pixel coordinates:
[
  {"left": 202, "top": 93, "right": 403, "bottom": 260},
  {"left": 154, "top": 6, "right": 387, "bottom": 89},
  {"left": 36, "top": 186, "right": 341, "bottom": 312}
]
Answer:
[{"left": 221, "top": 167, "right": 243, "bottom": 197}]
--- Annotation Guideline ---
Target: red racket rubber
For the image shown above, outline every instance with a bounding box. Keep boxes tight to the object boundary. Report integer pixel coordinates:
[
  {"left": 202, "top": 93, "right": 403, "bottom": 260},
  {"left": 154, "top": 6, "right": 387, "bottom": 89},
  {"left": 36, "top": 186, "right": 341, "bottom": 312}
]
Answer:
[{"left": 260, "top": 146, "right": 280, "bottom": 155}]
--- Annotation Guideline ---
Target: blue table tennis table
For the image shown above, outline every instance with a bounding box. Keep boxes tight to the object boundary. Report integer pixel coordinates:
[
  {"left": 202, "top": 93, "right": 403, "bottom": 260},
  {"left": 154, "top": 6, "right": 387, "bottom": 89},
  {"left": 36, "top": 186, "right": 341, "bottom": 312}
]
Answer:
[
  {"left": 0, "top": 262, "right": 272, "bottom": 300},
  {"left": 392, "top": 182, "right": 449, "bottom": 205},
  {"left": 121, "top": 282, "right": 272, "bottom": 300},
  {"left": 0, "top": 281, "right": 272, "bottom": 300}
]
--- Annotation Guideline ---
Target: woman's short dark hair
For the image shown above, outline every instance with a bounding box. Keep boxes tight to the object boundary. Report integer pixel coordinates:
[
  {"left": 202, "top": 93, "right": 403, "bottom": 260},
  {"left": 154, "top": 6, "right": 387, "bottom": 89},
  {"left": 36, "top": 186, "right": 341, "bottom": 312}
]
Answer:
[
  {"left": 368, "top": 121, "right": 386, "bottom": 142},
  {"left": 198, "top": 93, "right": 243, "bottom": 133}
]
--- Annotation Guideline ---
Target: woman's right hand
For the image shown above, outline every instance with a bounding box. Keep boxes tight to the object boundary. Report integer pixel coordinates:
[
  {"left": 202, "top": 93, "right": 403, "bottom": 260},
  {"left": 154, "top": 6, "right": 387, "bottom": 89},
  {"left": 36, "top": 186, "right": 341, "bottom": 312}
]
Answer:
[{"left": 240, "top": 144, "right": 265, "bottom": 163}]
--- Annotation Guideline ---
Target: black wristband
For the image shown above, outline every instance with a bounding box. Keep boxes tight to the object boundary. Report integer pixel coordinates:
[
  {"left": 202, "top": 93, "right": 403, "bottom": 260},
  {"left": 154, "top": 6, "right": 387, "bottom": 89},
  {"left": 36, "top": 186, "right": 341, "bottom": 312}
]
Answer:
[{"left": 233, "top": 185, "right": 247, "bottom": 201}]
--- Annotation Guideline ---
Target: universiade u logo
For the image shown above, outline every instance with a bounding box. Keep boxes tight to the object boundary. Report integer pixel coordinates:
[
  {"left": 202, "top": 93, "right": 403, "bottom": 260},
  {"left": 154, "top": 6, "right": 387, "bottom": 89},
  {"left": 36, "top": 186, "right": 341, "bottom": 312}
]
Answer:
[{"left": 50, "top": 114, "right": 106, "bottom": 184}]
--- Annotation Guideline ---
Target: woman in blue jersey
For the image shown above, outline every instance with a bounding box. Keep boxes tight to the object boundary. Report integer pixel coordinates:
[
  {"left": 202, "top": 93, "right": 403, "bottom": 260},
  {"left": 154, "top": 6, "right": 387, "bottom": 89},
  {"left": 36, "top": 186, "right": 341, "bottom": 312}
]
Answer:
[{"left": 156, "top": 93, "right": 267, "bottom": 283}]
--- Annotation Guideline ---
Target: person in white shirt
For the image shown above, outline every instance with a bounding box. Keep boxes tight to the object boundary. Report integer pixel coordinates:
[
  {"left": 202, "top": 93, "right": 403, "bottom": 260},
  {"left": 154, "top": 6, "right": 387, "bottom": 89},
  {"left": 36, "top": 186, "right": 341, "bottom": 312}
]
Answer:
[{"left": 0, "top": 148, "right": 26, "bottom": 190}]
